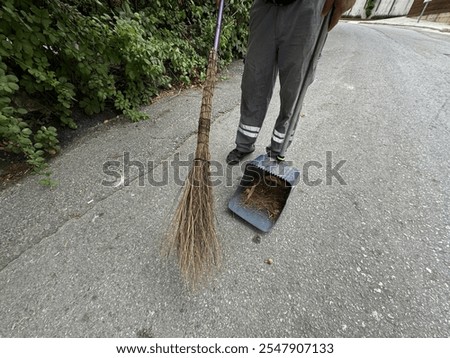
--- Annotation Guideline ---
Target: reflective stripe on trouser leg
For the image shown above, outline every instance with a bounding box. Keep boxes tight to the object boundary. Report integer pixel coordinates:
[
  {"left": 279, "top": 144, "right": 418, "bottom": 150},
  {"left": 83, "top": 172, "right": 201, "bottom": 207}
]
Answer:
[
  {"left": 235, "top": 121, "right": 263, "bottom": 153},
  {"left": 235, "top": 0, "right": 278, "bottom": 153},
  {"left": 269, "top": 0, "right": 327, "bottom": 154},
  {"left": 271, "top": 129, "right": 285, "bottom": 144}
]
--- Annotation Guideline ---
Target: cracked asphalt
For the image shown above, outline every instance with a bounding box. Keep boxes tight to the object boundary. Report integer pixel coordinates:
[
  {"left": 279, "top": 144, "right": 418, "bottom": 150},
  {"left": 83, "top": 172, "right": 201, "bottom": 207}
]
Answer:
[{"left": 0, "top": 22, "right": 449, "bottom": 337}]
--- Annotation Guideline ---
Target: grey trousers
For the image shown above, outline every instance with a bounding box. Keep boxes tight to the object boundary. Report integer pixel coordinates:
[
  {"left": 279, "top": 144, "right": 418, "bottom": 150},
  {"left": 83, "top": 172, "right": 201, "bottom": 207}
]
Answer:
[{"left": 234, "top": 0, "right": 326, "bottom": 154}]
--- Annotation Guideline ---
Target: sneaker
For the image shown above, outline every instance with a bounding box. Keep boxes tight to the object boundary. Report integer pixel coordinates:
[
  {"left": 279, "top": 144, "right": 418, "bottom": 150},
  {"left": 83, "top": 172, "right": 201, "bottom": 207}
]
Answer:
[{"left": 226, "top": 148, "right": 255, "bottom": 166}]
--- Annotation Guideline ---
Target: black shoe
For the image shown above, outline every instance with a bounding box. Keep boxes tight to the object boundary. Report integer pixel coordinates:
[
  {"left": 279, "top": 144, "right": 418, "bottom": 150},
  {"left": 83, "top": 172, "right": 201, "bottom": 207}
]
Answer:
[
  {"left": 265, "top": 146, "right": 285, "bottom": 161},
  {"left": 226, "top": 148, "right": 254, "bottom": 166}
]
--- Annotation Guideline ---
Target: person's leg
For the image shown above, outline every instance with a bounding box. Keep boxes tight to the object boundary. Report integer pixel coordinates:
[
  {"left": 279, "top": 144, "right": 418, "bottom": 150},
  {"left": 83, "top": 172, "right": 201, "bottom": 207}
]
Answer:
[
  {"left": 268, "top": 0, "right": 326, "bottom": 155},
  {"left": 229, "top": 0, "right": 278, "bottom": 161}
]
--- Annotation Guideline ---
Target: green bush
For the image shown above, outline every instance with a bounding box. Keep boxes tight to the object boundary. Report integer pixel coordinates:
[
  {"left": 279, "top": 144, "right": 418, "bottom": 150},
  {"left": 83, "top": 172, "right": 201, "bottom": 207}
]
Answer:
[
  {"left": 0, "top": 0, "right": 251, "bottom": 175},
  {"left": 365, "top": 0, "right": 376, "bottom": 18}
]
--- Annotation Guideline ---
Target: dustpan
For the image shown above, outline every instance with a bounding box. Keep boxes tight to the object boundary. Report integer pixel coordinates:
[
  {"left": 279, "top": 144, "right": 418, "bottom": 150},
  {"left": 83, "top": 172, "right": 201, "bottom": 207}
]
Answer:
[
  {"left": 228, "top": 12, "right": 331, "bottom": 232},
  {"left": 229, "top": 154, "right": 301, "bottom": 232}
]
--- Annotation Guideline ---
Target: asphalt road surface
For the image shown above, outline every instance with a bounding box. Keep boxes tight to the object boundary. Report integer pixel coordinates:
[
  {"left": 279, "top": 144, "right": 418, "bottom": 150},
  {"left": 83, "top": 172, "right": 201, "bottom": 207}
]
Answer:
[{"left": 0, "top": 22, "right": 449, "bottom": 337}]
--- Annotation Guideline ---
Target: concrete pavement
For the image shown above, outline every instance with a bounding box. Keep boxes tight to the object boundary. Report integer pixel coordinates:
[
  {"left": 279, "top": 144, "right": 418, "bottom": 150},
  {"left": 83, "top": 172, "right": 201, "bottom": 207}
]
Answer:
[{"left": 0, "top": 22, "right": 449, "bottom": 337}]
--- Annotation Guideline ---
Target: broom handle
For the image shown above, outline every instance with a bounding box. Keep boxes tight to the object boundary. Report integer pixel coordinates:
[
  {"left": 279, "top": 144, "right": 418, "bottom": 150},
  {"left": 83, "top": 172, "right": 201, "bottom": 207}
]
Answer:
[
  {"left": 195, "top": 0, "right": 225, "bottom": 155},
  {"left": 214, "top": 0, "right": 225, "bottom": 51},
  {"left": 279, "top": 10, "right": 332, "bottom": 158}
]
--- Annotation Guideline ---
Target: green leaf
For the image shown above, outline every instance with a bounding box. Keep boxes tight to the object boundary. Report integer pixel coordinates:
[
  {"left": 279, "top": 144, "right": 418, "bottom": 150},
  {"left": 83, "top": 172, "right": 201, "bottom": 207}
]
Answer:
[
  {"left": 22, "top": 128, "right": 32, "bottom": 135},
  {"left": 5, "top": 75, "right": 18, "bottom": 82},
  {"left": 7, "top": 82, "right": 19, "bottom": 91}
]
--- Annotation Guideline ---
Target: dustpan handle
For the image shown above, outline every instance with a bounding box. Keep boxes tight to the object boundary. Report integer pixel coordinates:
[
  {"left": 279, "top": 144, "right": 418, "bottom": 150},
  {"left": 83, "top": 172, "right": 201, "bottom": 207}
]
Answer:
[
  {"left": 279, "top": 10, "right": 332, "bottom": 158},
  {"left": 214, "top": 0, "right": 225, "bottom": 51}
]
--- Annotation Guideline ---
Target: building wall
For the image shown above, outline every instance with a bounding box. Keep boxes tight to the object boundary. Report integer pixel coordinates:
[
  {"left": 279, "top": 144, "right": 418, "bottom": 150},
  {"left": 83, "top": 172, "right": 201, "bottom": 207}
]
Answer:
[
  {"left": 408, "top": 0, "right": 450, "bottom": 24},
  {"left": 344, "top": 0, "right": 415, "bottom": 18},
  {"left": 408, "top": 0, "right": 450, "bottom": 16},
  {"left": 419, "top": 12, "right": 450, "bottom": 24},
  {"left": 373, "top": 0, "right": 415, "bottom": 17},
  {"left": 344, "top": 0, "right": 369, "bottom": 18}
]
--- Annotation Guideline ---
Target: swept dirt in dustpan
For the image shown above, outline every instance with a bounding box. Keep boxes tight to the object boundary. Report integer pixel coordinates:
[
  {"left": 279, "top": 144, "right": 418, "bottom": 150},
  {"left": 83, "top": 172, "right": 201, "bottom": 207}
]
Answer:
[{"left": 242, "top": 174, "right": 291, "bottom": 220}]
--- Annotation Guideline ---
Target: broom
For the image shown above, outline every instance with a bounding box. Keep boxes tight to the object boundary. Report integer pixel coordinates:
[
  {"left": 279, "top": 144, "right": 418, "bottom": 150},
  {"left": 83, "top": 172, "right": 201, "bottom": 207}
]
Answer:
[{"left": 164, "top": 0, "right": 225, "bottom": 289}]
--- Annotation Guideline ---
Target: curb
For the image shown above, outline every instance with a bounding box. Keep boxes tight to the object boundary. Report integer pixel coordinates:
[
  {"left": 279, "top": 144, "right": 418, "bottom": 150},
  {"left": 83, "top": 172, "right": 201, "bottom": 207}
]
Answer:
[{"left": 352, "top": 20, "right": 450, "bottom": 33}]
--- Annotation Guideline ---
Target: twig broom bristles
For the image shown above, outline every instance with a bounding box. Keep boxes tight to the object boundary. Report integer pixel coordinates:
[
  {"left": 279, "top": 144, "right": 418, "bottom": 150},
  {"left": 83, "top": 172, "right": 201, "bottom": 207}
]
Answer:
[{"left": 164, "top": 1, "right": 225, "bottom": 289}]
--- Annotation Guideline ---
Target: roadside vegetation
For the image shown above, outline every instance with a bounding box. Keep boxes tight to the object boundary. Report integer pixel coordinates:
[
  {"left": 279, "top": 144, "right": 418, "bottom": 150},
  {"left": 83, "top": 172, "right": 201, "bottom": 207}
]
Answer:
[{"left": 0, "top": 0, "right": 250, "bottom": 182}]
